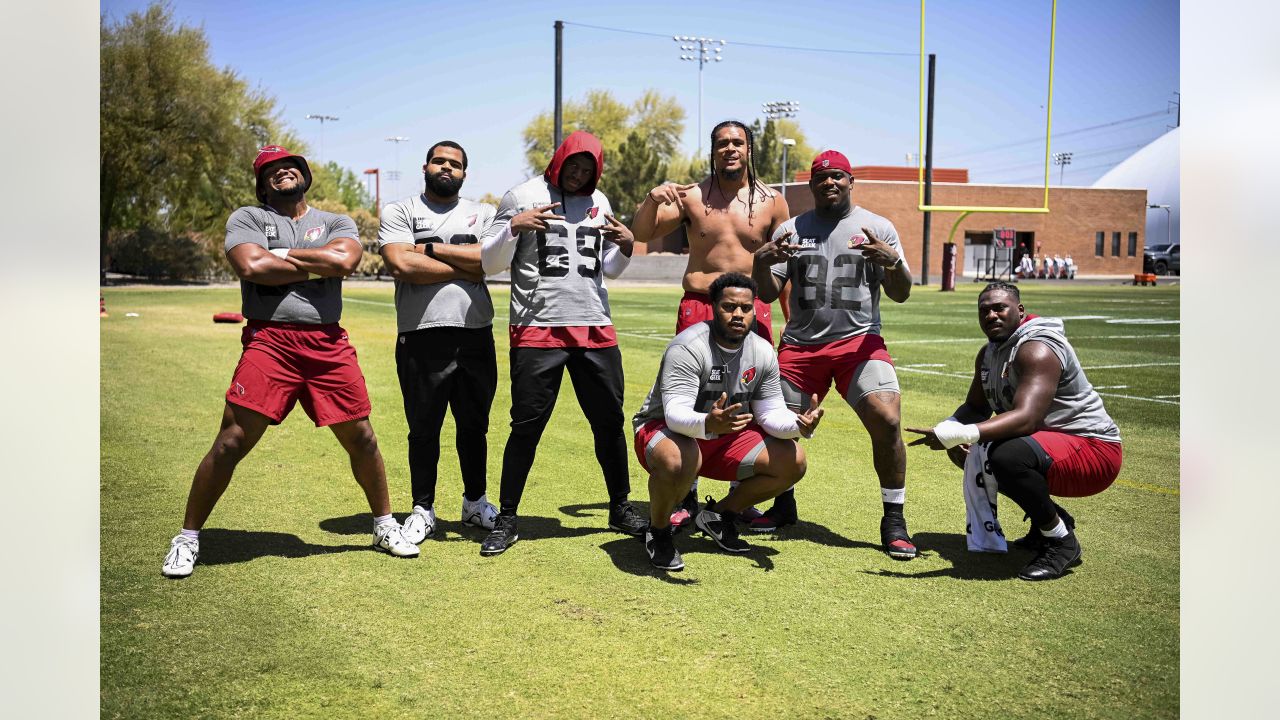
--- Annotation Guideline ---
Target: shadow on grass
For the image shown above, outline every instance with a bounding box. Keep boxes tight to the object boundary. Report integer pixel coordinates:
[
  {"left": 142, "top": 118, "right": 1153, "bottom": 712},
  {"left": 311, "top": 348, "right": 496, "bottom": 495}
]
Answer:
[
  {"left": 748, "top": 518, "right": 882, "bottom": 553},
  {"left": 858, "top": 531, "right": 1031, "bottom": 581},
  {"left": 198, "top": 528, "right": 367, "bottom": 566},
  {"left": 319, "top": 513, "right": 485, "bottom": 544}
]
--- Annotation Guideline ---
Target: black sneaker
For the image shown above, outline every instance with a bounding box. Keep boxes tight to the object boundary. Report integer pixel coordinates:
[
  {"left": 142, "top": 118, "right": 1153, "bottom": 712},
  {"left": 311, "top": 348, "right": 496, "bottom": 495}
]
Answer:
[
  {"left": 480, "top": 514, "right": 519, "bottom": 556},
  {"left": 1011, "top": 503, "right": 1076, "bottom": 550},
  {"left": 880, "top": 513, "right": 918, "bottom": 560},
  {"left": 748, "top": 489, "right": 799, "bottom": 533},
  {"left": 694, "top": 497, "right": 749, "bottom": 554},
  {"left": 645, "top": 526, "right": 684, "bottom": 571},
  {"left": 608, "top": 500, "right": 648, "bottom": 537},
  {"left": 1018, "top": 530, "right": 1082, "bottom": 581}
]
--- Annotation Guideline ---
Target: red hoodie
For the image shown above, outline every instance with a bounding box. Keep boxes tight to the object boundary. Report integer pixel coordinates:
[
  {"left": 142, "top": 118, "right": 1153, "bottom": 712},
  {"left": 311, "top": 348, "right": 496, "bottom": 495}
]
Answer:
[
  {"left": 543, "top": 130, "right": 604, "bottom": 196},
  {"left": 511, "top": 131, "right": 617, "bottom": 350}
]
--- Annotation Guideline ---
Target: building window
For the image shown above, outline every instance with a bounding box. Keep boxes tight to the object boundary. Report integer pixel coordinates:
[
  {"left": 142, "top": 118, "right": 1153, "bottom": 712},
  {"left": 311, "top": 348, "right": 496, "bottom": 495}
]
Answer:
[
  {"left": 1128, "top": 232, "right": 1138, "bottom": 257},
  {"left": 1095, "top": 231, "right": 1105, "bottom": 257},
  {"left": 1112, "top": 231, "right": 1121, "bottom": 257}
]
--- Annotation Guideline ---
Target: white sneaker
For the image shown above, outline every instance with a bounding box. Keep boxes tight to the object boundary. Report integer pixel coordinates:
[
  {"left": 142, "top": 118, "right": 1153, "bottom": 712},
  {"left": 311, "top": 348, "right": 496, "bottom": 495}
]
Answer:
[
  {"left": 373, "top": 522, "right": 419, "bottom": 558},
  {"left": 162, "top": 534, "right": 199, "bottom": 578},
  {"left": 401, "top": 505, "right": 436, "bottom": 544},
  {"left": 461, "top": 493, "right": 499, "bottom": 530}
]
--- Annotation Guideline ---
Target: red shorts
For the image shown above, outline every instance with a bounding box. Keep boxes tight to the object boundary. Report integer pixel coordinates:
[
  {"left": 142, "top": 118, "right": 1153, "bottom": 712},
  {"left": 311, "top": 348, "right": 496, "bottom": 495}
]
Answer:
[
  {"left": 633, "top": 419, "right": 767, "bottom": 482},
  {"left": 1032, "top": 432, "right": 1124, "bottom": 497},
  {"left": 778, "top": 334, "right": 895, "bottom": 403},
  {"left": 225, "top": 320, "right": 372, "bottom": 427},
  {"left": 676, "top": 291, "right": 773, "bottom": 345}
]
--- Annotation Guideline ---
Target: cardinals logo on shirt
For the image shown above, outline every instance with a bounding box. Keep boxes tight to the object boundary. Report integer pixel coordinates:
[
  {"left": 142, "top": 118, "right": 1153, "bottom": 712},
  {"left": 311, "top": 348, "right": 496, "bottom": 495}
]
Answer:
[
  {"left": 588, "top": 206, "right": 600, "bottom": 219},
  {"left": 304, "top": 226, "right": 324, "bottom": 243},
  {"left": 848, "top": 234, "right": 868, "bottom": 249},
  {"left": 741, "top": 367, "right": 757, "bottom": 384},
  {"left": 467, "top": 214, "right": 478, "bottom": 227}
]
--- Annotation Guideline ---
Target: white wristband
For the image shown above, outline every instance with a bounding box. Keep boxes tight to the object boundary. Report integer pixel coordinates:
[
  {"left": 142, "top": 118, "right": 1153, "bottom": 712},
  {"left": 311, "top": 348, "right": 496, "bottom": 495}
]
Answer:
[
  {"left": 270, "top": 248, "right": 290, "bottom": 259},
  {"left": 933, "top": 419, "right": 980, "bottom": 449}
]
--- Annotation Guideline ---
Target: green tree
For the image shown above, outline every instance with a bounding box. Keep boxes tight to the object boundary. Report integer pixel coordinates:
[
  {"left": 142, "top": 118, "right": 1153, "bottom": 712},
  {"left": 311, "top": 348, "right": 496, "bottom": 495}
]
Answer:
[
  {"left": 598, "top": 131, "right": 667, "bottom": 223},
  {"left": 522, "top": 89, "right": 685, "bottom": 175},
  {"left": 751, "top": 119, "right": 818, "bottom": 188},
  {"left": 309, "top": 161, "right": 372, "bottom": 212}
]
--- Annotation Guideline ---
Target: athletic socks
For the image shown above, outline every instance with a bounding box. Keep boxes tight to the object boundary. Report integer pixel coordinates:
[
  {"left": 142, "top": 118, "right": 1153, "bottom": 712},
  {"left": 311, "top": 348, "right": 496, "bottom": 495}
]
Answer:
[
  {"left": 180, "top": 528, "right": 199, "bottom": 541},
  {"left": 373, "top": 513, "right": 396, "bottom": 530},
  {"left": 1040, "top": 517, "right": 1070, "bottom": 539},
  {"left": 881, "top": 487, "right": 906, "bottom": 516}
]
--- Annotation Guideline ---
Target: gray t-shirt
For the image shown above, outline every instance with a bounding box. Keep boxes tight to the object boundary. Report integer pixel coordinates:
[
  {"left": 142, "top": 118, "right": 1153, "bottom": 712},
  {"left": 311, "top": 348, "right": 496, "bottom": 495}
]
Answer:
[
  {"left": 771, "top": 206, "right": 908, "bottom": 345},
  {"left": 378, "top": 194, "right": 496, "bottom": 333},
  {"left": 224, "top": 205, "right": 358, "bottom": 324},
  {"left": 633, "top": 321, "right": 783, "bottom": 437},
  {"left": 982, "top": 316, "right": 1121, "bottom": 442},
  {"left": 483, "top": 176, "right": 621, "bottom": 327}
]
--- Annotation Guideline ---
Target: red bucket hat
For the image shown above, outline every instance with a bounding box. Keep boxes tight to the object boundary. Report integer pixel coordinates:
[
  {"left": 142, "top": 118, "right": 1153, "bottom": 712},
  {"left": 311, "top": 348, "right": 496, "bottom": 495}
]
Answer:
[
  {"left": 254, "top": 145, "right": 313, "bottom": 202},
  {"left": 810, "top": 150, "right": 853, "bottom": 175}
]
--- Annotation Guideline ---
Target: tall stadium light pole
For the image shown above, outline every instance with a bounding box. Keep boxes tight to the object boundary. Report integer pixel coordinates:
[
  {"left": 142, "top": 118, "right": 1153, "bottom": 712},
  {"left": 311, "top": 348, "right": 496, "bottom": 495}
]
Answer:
[
  {"left": 1148, "top": 203, "right": 1172, "bottom": 247},
  {"left": 674, "top": 35, "right": 725, "bottom": 156},
  {"left": 779, "top": 138, "right": 796, "bottom": 204},
  {"left": 762, "top": 99, "right": 800, "bottom": 187},
  {"left": 363, "top": 168, "right": 380, "bottom": 217},
  {"left": 1053, "top": 151, "right": 1073, "bottom": 184},
  {"left": 305, "top": 113, "right": 339, "bottom": 160},
  {"left": 385, "top": 136, "right": 410, "bottom": 201},
  {"left": 554, "top": 20, "right": 564, "bottom": 149}
]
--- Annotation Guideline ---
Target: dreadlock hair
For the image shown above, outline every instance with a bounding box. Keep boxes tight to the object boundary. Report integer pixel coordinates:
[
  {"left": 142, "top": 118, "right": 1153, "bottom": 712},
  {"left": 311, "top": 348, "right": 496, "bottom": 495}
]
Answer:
[
  {"left": 709, "top": 120, "right": 773, "bottom": 226},
  {"left": 980, "top": 281, "right": 1021, "bottom": 302}
]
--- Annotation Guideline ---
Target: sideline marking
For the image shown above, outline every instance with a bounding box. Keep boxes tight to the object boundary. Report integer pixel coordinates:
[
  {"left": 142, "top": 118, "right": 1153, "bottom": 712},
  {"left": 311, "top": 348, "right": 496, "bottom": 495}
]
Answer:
[
  {"left": 1095, "top": 391, "right": 1179, "bottom": 406},
  {"left": 345, "top": 297, "right": 394, "bottom": 307},
  {"left": 1085, "top": 362, "right": 1180, "bottom": 370},
  {"left": 892, "top": 333, "right": 1178, "bottom": 345},
  {"left": 904, "top": 363, "right": 948, "bottom": 368},
  {"left": 1105, "top": 318, "right": 1180, "bottom": 325}
]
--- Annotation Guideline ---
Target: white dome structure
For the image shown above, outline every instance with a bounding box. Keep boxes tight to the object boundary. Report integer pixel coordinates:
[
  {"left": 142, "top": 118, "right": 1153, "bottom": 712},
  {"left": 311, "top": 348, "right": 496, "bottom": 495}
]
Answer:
[{"left": 1092, "top": 127, "right": 1179, "bottom": 248}]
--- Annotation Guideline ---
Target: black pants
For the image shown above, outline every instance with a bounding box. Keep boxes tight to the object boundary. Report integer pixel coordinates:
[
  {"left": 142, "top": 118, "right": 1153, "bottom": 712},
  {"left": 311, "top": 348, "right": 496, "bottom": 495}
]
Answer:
[
  {"left": 987, "top": 437, "right": 1056, "bottom": 527},
  {"left": 395, "top": 326, "right": 497, "bottom": 509},
  {"left": 499, "top": 345, "right": 631, "bottom": 511}
]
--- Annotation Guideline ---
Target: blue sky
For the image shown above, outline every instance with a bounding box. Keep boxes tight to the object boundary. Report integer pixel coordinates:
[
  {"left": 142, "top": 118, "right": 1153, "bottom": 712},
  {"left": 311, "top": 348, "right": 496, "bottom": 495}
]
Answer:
[{"left": 100, "top": 0, "right": 1179, "bottom": 202}]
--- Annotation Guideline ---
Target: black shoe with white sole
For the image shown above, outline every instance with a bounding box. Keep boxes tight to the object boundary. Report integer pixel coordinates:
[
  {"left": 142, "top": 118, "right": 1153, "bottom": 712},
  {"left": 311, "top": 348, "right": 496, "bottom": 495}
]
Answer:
[
  {"left": 694, "top": 497, "right": 749, "bottom": 554},
  {"left": 608, "top": 499, "right": 648, "bottom": 537},
  {"left": 645, "top": 526, "right": 684, "bottom": 571},
  {"left": 480, "top": 514, "right": 519, "bottom": 556},
  {"left": 1018, "top": 530, "right": 1082, "bottom": 581}
]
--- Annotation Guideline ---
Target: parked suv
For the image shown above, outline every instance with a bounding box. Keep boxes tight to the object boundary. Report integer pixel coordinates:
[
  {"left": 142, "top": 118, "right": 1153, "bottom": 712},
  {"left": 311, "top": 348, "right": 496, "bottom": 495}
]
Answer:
[{"left": 1143, "top": 243, "right": 1179, "bottom": 276}]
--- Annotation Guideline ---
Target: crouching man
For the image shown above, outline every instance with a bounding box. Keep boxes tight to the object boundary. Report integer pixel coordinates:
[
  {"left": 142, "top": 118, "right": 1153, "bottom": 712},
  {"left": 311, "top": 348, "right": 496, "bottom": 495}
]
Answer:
[
  {"left": 633, "top": 273, "right": 824, "bottom": 571},
  {"left": 907, "top": 282, "right": 1123, "bottom": 581}
]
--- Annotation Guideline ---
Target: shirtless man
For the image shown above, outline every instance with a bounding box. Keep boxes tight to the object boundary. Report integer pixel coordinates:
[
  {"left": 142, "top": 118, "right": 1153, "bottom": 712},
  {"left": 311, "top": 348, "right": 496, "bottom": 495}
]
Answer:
[{"left": 632, "top": 120, "right": 791, "bottom": 527}]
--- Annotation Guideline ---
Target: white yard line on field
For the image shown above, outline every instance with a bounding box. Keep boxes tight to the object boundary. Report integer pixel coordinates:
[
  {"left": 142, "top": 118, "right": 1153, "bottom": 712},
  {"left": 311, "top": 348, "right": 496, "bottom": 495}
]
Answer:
[{"left": 1084, "top": 362, "right": 1180, "bottom": 370}]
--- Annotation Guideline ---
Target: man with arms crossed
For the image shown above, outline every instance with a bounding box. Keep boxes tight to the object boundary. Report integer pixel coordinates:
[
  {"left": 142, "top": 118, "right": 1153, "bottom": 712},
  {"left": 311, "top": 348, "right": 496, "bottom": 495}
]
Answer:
[
  {"left": 379, "top": 140, "right": 499, "bottom": 544},
  {"left": 752, "top": 150, "right": 917, "bottom": 559},
  {"left": 477, "top": 130, "right": 647, "bottom": 556},
  {"left": 906, "top": 282, "right": 1122, "bottom": 580},
  {"left": 632, "top": 120, "right": 791, "bottom": 528},
  {"left": 161, "top": 145, "right": 416, "bottom": 578},
  {"left": 634, "top": 273, "right": 823, "bottom": 570}
]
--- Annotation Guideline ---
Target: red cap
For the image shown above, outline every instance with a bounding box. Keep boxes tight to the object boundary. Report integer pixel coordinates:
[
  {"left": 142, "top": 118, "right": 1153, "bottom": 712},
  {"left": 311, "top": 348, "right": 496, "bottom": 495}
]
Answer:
[
  {"left": 253, "top": 145, "right": 313, "bottom": 202},
  {"left": 810, "top": 150, "right": 853, "bottom": 175}
]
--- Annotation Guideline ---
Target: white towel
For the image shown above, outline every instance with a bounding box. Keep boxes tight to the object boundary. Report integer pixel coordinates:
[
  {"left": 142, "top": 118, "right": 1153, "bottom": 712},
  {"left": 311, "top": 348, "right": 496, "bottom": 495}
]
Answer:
[{"left": 963, "top": 442, "right": 1007, "bottom": 553}]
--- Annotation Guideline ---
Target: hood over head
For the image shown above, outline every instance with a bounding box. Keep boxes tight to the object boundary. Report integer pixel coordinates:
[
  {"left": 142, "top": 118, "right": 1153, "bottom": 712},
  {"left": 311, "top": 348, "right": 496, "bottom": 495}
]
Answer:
[{"left": 543, "top": 130, "right": 604, "bottom": 196}]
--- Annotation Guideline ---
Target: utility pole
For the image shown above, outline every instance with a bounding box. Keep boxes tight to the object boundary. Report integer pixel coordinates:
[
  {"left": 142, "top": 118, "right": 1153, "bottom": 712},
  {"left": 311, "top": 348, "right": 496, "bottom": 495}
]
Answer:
[
  {"left": 554, "top": 20, "right": 564, "bottom": 149},
  {"left": 363, "top": 168, "right": 380, "bottom": 217},
  {"left": 674, "top": 35, "right": 725, "bottom": 156},
  {"left": 922, "top": 53, "right": 936, "bottom": 286},
  {"left": 305, "top": 113, "right": 339, "bottom": 160},
  {"left": 385, "top": 136, "right": 410, "bottom": 201},
  {"left": 762, "top": 99, "right": 800, "bottom": 189},
  {"left": 1053, "top": 151, "right": 1073, "bottom": 184}
]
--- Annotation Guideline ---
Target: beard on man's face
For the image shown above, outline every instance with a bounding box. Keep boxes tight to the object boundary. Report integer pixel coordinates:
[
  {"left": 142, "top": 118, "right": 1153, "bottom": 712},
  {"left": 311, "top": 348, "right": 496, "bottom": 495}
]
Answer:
[
  {"left": 425, "top": 172, "right": 462, "bottom": 198},
  {"left": 717, "top": 164, "right": 745, "bottom": 181}
]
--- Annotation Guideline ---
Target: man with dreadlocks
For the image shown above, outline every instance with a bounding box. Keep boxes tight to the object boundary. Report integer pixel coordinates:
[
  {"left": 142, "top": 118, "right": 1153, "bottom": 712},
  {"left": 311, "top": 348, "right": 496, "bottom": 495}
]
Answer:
[{"left": 632, "top": 120, "right": 792, "bottom": 530}]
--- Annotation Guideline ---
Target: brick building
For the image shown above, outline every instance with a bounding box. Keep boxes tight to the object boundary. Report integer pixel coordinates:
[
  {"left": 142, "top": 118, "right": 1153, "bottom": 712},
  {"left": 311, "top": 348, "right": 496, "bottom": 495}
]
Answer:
[{"left": 637, "top": 166, "right": 1148, "bottom": 280}]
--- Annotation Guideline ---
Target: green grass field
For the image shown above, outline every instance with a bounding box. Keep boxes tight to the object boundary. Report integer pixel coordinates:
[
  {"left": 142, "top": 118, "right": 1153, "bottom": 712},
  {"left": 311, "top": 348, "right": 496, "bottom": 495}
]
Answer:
[{"left": 101, "top": 281, "right": 1179, "bottom": 719}]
